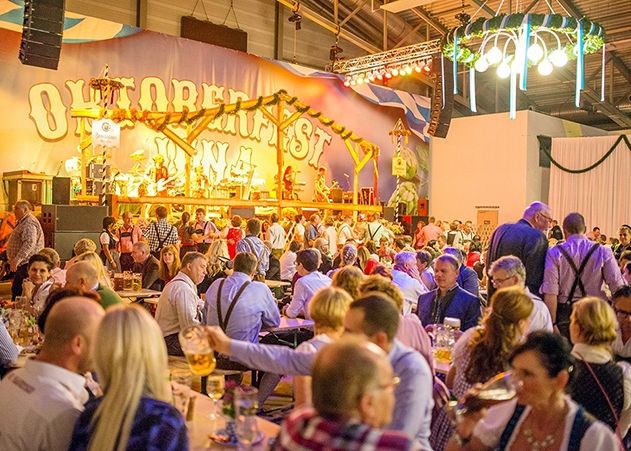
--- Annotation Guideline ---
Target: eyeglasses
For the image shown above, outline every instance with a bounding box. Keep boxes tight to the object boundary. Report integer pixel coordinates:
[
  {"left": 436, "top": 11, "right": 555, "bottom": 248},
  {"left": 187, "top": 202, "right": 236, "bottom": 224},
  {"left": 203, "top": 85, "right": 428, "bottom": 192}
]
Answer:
[
  {"left": 615, "top": 308, "right": 631, "bottom": 320},
  {"left": 377, "top": 376, "right": 400, "bottom": 391},
  {"left": 539, "top": 212, "right": 553, "bottom": 223},
  {"left": 491, "top": 275, "right": 514, "bottom": 286}
]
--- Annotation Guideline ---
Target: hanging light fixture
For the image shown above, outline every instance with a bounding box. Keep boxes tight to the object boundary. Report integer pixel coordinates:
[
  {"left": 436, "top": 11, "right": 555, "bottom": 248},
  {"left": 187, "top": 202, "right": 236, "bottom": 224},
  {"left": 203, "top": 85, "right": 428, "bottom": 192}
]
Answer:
[{"left": 443, "top": 9, "right": 605, "bottom": 118}]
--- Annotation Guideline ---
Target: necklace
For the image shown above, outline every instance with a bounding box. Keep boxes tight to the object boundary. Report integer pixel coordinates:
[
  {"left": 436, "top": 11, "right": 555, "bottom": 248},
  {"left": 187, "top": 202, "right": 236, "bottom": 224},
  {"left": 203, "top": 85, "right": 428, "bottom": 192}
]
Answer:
[{"left": 523, "top": 427, "right": 556, "bottom": 451}]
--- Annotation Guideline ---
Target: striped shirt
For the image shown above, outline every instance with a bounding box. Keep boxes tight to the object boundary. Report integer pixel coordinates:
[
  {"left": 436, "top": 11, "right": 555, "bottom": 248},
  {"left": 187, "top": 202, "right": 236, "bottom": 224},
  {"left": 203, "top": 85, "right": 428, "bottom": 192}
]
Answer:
[{"left": 0, "top": 320, "right": 18, "bottom": 366}]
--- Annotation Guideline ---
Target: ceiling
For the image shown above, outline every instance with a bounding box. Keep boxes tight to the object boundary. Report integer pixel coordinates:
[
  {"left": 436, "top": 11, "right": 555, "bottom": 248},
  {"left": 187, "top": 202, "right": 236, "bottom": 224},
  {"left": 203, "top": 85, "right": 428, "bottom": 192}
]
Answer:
[{"left": 293, "top": 0, "right": 631, "bottom": 130}]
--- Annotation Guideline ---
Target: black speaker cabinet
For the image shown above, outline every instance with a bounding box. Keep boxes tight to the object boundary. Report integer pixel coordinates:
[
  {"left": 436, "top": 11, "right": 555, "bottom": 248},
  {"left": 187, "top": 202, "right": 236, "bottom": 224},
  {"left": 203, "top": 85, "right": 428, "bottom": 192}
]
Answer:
[
  {"left": 181, "top": 15, "right": 247, "bottom": 52},
  {"left": 230, "top": 207, "right": 255, "bottom": 219},
  {"left": 330, "top": 188, "right": 343, "bottom": 203},
  {"left": 52, "top": 176, "right": 70, "bottom": 205},
  {"left": 51, "top": 232, "right": 102, "bottom": 262},
  {"left": 428, "top": 51, "right": 454, "bottom": 138},
  {"left": 41, "top": 205, "right": 108, "bottom": 233},
  {"left": 19, "top": 0, "right": 65, "bottom": 70}
]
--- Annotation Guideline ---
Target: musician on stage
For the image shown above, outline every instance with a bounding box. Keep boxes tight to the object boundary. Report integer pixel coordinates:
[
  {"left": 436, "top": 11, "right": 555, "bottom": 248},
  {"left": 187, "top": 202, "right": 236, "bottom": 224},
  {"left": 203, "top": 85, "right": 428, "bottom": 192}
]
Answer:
[
  {"left": 283, "top": 166, "right": 296, "bottom": 200},
  {"left": 150, "top": 154, "right": 169, "bottom": 196},
  {"left": 314, "top": 166, "right": 331, "bottom": 203}
]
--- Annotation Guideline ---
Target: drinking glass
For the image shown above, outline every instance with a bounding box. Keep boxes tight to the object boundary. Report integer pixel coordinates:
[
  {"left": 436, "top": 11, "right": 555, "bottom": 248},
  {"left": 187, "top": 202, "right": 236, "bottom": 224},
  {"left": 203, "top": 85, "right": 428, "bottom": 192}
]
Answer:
[
  {"left": 178, "top": 325, "right": 216, "bottom": 376},
  {"left": 123, "top": 271, "right": 133, "bottom": 290},
  {"left": 170, "top": 369, "right": 192, "bottom": 417},
  {"left": 206, "top": 374, "right": 225, "bottom": 420},
  {"left": 132, "top": 273, "right": 142, "bottom": 291},
  {"left": 235, "top": 386, "right": 260, "bottom": 450},
  {"left": 113, "top": 273, "right": 124, "bottom": 291},
  {"left": 446, "top": 371, "right": 519, "bottom": 421}
]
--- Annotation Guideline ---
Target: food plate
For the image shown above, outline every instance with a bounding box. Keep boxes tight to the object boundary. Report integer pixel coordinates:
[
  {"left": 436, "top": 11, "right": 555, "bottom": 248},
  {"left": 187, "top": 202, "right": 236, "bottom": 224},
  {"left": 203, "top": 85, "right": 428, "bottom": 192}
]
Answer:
[{"left": 209, "top": 429, "right": 264, "bottom": 447}]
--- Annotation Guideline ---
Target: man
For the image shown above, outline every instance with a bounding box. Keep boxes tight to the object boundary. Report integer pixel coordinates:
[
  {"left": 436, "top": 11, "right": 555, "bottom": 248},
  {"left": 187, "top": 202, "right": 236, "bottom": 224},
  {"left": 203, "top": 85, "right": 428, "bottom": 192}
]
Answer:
[
  {"left": 304, "top": 214, "right": 321, "bottom": 247},
  {"left": 391, "top": 251, "right": 428, "bottom": 315},
  {"left": 443, "top": 247, "right": 480, "bottom": 297},
  {"left": 314, "top": 167, "right": 330, "bottom": 203},
  {"left": 117, "top": 211, "right": 142, "bottom": 271},
  {"left": 587, "top": 226, "right": 601, "bottom": 241},
  {"left": 192, "top": 208, "right": 218, "bottom": 254},
  {"left": 205, "top": 252, "right": 280, "bottom": 401},
  {"left": 486, "top": 201, "right": 551, "bottom": 298},
  {"left": 143, "top": 205, "right": 178, "bottom": 258},
  {"left": 6, "top": 200, "right": 44, "bottom": 300},
  {"left": 0, "top": 320, "right": 18, "bottom": 376},
  {"left": 612, "top": 286, "right": 631, "bottom": 360},
  {"left": 206, "top": 293, "right": 434, "bottom": 449},
  {"left": 0, "top": 297, "right": 104, "bottom": 450},
  {"left": 548, "top": 219, "right": 564, "bottom": 241},
  {"left": 417, "top": 254, "right": 481, "bottom": 331},
  {"left": 416, "top": 250, "right": 436, "bottom": 291},
  {"left": 236, "top": 218, "right": 269, "bottom": 281},
  {"left": 365, "top": 213, "right": 391, "bottom": 244},
  {"left": 489, "top": 255, "right": 553, "bottom": 333},
  {"left": 280, "top": 240, "right": 301, "bottom": 281},
  {"left": 65, "top": 261, "right": 123, "bottom": 309},
  {"left": 275, "top": 337, "right": 412, "bottom": 450},
  {"left": 293, "top": 214, "right": 306, "bottom": 244},
  {"left": 131, "top": 241, "right": 161, "bottom": 290},
  {"left": 541, "top": 212, "right": 623, "bottom": 339},
  {"left": 458, "top": 220, "right": 475, "bottom": 243},
  {"left": 337, "top": 215, "right": 355, "bottom": 249},
  {"left": 156, "top": 251, "right": 207, "bottom": 355},
  {"left": 419, "top": 216, "right": 442, "bottom": 248},
  {"left": 284, "top": 249, "right": 331, "bottom": 319},
  {"left": 314, "top": 237, "right": 333, "bottom": 275},
  {"left": 266, "top": 213, "right": 286, "bottom": 259}
]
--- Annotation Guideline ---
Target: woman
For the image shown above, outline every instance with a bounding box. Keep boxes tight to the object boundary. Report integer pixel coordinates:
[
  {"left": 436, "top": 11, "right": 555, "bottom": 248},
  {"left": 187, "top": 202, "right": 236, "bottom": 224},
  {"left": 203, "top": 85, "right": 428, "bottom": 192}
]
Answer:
[
  {"left": 197, "top": 239, "right": 230, "bottom": 295},
  {"left": 466, "top": 241, "right": 482, "bottom": 268},
  {"left": 65, "top": 238, "right": 97, "bottom": 269},
  {"left": 378, "top": 236, "right": 396, "bottom": 262},
  {"left": 99, "top": 216, "right": 119, "bottom": 272},
  {"left": 446, "top": 332, "right": 618, "bottom": 450},
  {"left": 568, "top": 296, "right": 631, "bottom": 437},
  {"left": 331, "top": 265, "right": 364, "bottom": 300},
  {"left": 327, "top": 244, "right": 358, "bottom": 278},
  {"left": 22, "top": 254, "right": 55, "bottom": 314},
  {"left": 416, "top": 250, "right": 436, "bottom": 291},
  {"left": 69, "top": 305, "right": 188, "bottom": 450},
  {"left": 413, "top": 220, "right": 426, "bottom": 250},
  {"left": 225, "top": 215, "right": 244, "bottom": 259},
  {"left": 76, "top": 251, "right": 114, "bottom": 289},
  {"left": 432, "top": 287, "right": 533, "bottom": 451},
  {"left": 178, "top": 212, "right": 196, "bottom": 259},
  {"left": 294, "top": 287, "right": 353, "bottom": 407},
  {"left": 158, "top": 245, "right": 181, "bottom": 290}
]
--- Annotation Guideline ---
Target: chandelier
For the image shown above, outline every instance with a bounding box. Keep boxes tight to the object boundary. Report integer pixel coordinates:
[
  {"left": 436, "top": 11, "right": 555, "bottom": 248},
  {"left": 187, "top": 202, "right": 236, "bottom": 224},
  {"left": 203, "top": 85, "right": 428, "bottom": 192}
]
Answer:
[{"left": 443, "top": 12, "right": 605, "bottom": 117}]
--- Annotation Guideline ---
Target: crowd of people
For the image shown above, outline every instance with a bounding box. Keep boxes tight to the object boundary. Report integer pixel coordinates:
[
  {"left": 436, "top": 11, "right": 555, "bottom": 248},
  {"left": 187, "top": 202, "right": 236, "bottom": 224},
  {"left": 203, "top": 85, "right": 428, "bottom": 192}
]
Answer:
[{"left": 1, "top": 198, "right": 631, "bottom": 450}]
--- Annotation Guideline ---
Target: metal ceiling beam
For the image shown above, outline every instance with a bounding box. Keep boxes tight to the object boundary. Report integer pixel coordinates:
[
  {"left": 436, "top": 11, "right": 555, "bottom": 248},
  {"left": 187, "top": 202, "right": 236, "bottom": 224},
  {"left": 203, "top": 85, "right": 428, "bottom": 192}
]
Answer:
[
  {"left": 411, "top": 7, "right": 448, "bottom": 35},
  {"left": 470, "top": 0, "right": 496, "bottom": 17}
]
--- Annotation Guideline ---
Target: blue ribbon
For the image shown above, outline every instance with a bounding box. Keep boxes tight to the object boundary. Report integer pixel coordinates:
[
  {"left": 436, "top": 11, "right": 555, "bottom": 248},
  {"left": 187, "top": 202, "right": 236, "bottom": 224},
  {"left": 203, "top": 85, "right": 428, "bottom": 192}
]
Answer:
[
  {"left": 469, "top": 67, "right": 477, "bottom": 113},
  {"left": 576, "top": 20, "right": 584, "bottom": 107},
  {"left": 453, "top": 31, "right": 459, "bottom": 95},
  {"left": 520, "top": 14, "right": 531, "bottom": 91}
]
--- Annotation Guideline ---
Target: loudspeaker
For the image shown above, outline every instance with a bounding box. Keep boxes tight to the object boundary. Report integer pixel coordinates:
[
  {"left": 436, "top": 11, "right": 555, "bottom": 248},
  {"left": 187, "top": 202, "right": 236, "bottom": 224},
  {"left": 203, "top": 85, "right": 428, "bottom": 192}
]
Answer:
[
  {"left": 51, "top": 232, "right": 102, "bottom": 262},
  {"left": 330, "top": 188, "right": 343, "bottom": 203},
  {"left": 19, "top": 0, "right": 65, "bottom": 70},
  {"left": 181, "top": 15, "right": 247, "bottom": 53},
  {"left": 230, "top": 207, "right": 255, "bottom": 218},
  {"left": 41, "top": 205, "right": 108, "bottom": 233},
  {"left": 428, "top": 51, "right": 454, "bottom": 138},
  {"left": 383, "top": 206, "right": 396, "bottom": 222},
  {"left": 52, "top": 177, "right": 70, "bottom": 205},
  {"left": 418, "top": 197, "right": 429, "bottom": 216}
]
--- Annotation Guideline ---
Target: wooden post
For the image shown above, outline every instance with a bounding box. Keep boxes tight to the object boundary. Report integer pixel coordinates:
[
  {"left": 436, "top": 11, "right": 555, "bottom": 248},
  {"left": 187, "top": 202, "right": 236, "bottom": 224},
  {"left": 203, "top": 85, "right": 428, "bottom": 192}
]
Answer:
[
  {"left": 276, "top": 97, "right": 285, "bottom": 217},
  {"left": 80, "top": 118, "right": 88, "bottom": 196}
]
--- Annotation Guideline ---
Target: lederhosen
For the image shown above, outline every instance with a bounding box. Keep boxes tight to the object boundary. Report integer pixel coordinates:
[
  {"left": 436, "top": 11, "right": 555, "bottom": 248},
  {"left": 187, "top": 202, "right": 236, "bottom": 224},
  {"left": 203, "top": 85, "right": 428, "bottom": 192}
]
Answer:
[
  {"left": 195, "top": 221, "right": 211, "bottom": 254},
  {"left": 118, "top": 227, "right": 135, "bottom": 271},
  {"left": 555, "top": 242, "right": 600, "bottom": 340},
  {"left": 214, "top": 279, "right": 252, "bottom": 371},
  {"left": 498, "top": 404, "right": 594, "bottom": 450}
]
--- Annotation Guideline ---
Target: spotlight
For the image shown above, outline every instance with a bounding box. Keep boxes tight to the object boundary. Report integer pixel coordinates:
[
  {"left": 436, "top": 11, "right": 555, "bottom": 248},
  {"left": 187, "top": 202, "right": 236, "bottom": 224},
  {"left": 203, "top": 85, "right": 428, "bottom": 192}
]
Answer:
[
  {"left": 391, "top": 67, "right": 399, "bottom": 76},
  {"left": 329, "top": 43, "right": 344, "bottom": 62},
  {"left": 288, "top": 11, "right": 302, "bottom": 30},
  {"left": 385, "top": 71, "right": 393, "bottom": 79}
]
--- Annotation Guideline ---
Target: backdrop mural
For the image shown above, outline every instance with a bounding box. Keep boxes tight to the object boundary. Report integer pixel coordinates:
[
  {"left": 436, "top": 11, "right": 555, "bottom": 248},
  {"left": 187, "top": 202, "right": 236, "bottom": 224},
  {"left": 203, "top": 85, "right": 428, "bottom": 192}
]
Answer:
[{"left": 0, "top": 1, "right": 431, "bottom": 212}]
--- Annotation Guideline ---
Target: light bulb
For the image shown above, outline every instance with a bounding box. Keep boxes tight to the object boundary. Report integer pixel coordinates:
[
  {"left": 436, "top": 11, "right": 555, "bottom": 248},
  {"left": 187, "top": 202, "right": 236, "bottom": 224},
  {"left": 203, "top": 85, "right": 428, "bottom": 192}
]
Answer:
[
  {"left": 391, "top": 68, "right": 399, "bottom": 76},
  {"left": 474, "top": 56, "right": 488, "bottom": 72},
  {"left": 385, "top": 71, "right": 392, "bottom": 79},
  {"left": 497, "top": 62, "right": 511, "bottom": 79},
  {"left": 343, "top": 78, "right": 350, "bottom": 87},
  {"left": 538, "top": 59, "right": 553, "bottom": 76},
  {"left": 486, "top": 46, "right": 502, "bottom": 65},
  {"left": 527, "top": 44, "right": 544, "bottom": 63},
  {"left": 405, "top": 66, "right": 413, "bottom": 75},
  {"left": 549, "top": 49, "right": 568, "bottom": 67}
]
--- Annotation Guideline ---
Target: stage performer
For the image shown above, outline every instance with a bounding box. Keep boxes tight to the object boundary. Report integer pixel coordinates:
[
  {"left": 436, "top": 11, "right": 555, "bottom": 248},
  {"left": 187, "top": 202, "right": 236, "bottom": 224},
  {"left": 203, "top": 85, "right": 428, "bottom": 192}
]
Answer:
[
  {"left": 283, "top": 166, "right": 296, "bottom": 200},
  {"left": 151, "top": 154, "right": 169, "bottom": 196},
  {"left": 314, "top": 167, "right": 331, "bottom": 203},
  {"left": 193, "top": 166, "right": 210, "bottom": 198}
]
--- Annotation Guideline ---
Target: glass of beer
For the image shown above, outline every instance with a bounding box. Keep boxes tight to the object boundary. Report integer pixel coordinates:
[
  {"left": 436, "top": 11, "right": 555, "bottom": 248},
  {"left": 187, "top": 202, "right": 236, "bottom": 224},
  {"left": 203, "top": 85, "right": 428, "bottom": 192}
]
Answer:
[
  {"left": 132, "top": 273, "right": 142, "bottom": 291},
  {"left": 178, "top": 325, "right": 216, "bottom": 376},
  {"left": 123, "top": 271, "right": 133, "bottom": 290},
  {"left": 170, "top": 369, "right": 192, "bottom": 416},
  {"left": 113, "top": 273, "right": 124, "bottom": 291}
]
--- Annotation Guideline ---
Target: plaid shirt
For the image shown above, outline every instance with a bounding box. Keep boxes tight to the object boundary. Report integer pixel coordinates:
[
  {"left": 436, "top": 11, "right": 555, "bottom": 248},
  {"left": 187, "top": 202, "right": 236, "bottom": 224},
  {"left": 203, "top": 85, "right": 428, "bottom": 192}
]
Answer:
[
  {"left": 143, "top": 219, "right": 178, "bottom": 252},
  {"left": 274, "top": 407, "right": 414, "bottom": 451},
  {"left": 6, "top": 213, "right": 44, "bottom": 268}
]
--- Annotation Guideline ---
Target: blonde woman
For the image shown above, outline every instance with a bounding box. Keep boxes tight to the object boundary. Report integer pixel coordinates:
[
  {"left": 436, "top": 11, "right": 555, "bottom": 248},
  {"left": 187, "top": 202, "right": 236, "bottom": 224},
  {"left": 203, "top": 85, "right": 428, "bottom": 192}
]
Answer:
[
  {"left": 76, "top": 251, "right": 114, "bottom": 289},
  {"left": 197, "top": 239, "right": 231, "bottom": 295},
  {"left": 569, "top": 296, "right": 631, "bottom": 438},
  {"left": 331, "top": 265, "right": 364, "bottom": 300},
  {"left": 294, "top": 287, "right": 353, "bottom": 407},
  {"left": 69, "top": 305, "right": 188, "bottom": 450},
  {"left": 432, "top": 287, "right": 533, "bottom": 451}
]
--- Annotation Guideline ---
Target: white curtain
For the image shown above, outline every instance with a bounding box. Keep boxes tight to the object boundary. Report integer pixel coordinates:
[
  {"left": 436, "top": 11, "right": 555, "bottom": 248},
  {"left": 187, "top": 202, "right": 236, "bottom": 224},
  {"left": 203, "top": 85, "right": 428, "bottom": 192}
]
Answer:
[{"left": 549, "top": 135, "right": 631, "bottom": 237}]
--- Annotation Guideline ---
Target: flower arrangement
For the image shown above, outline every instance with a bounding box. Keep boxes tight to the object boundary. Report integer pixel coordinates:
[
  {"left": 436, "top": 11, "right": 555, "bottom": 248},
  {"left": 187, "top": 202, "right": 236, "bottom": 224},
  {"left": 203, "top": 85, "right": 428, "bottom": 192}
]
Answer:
[{"left": 221, "top": 379, "right": 240, "bottom": 419}]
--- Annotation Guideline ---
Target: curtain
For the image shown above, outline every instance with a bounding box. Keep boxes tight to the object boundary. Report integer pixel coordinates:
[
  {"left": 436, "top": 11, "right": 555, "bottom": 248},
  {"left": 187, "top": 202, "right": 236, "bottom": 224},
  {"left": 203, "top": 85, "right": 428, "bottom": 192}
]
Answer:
[{"left": 549, "top": 135, "right": 631, "bottom": 237}]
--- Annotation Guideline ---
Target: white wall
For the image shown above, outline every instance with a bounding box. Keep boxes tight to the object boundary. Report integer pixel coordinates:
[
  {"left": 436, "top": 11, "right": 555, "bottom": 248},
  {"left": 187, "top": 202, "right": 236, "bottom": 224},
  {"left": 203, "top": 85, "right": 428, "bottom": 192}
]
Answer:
[{"left": 430, "top": 110, "right": 609, "bottom": 225}]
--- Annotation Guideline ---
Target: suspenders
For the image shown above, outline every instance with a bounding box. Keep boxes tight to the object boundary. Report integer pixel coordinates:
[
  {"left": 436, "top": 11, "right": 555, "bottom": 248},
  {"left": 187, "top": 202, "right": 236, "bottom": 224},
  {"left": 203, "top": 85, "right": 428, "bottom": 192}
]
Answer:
[{"left": 216, "top": 279, "right": 251, "bottom": 332}]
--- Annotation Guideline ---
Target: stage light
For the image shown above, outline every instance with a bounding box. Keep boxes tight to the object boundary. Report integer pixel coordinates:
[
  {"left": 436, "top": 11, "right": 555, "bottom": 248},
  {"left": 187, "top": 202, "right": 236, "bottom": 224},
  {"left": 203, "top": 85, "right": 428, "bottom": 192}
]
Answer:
[
  {"left": 391, "top": 67, "right": 399, "bottom": 76},
  {"left": 343, "top": 78, "right": 351, "bottom": 87},
  {"left": 385, "top": 71, "right": 393, "bottom": 79},
  {"left": 527, "top": 43, "right": 544, "bottom": 63},
  {"left": 486, "top": 46, "right": 502, "bottom": 65},
  {"left": 474, "top": 56, "right": 488, "bottom": 72}
]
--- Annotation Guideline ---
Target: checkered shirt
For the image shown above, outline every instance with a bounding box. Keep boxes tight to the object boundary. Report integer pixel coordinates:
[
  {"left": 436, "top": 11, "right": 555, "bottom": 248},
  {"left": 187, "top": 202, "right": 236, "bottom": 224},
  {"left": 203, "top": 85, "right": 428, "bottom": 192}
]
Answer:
[{"left": 143, "top": 219, "right": 178, "bottom": 252}]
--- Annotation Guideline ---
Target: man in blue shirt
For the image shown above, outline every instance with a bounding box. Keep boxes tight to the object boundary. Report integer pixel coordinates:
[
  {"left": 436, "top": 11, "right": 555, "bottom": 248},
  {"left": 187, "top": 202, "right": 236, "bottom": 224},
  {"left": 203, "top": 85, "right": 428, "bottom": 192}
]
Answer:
[{"left": 236, "top": 218, "right": 270, "bottom": 280}]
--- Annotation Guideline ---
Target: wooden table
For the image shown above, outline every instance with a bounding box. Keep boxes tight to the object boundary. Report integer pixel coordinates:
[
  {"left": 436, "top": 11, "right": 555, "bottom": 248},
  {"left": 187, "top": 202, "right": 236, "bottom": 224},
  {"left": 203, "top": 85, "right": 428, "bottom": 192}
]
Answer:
[
  {"left": 434, "top": 359, "right": 452, "bottom": 376},
  {"left": 264, "top": 280, "right": 291, "bottom": 289},
  {"left": 259, "top": 316, "right": 315, "bottom": 348},
  {"left": 188, "top": 391, "right": 279, "bottom": 450},
  {"left": 117, "top": 288, "right": 162, "bottom": 299}
]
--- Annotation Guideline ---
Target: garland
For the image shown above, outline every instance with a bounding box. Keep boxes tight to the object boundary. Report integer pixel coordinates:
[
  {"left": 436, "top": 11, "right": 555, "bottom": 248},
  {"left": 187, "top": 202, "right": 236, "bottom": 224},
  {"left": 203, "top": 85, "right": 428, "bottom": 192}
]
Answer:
[
  {"left": 443, "top": 13, "right": 605, "bottom": 66},
  {"left": 540, "top": 135, "right": 631, "bottom": 174}
]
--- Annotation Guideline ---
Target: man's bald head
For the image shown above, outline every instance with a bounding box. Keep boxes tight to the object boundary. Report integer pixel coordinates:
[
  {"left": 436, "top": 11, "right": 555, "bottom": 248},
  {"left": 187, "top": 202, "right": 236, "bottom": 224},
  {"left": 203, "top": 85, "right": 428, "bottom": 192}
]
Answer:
[
  {"left": 42, "top": 297, "right": 105, "bottom": 372},
  {"left": 65, "top": 261, "right": 98, "bottom": 289},
  {"left": 311, "top": 336, "right": 393, "bottom": 425}
]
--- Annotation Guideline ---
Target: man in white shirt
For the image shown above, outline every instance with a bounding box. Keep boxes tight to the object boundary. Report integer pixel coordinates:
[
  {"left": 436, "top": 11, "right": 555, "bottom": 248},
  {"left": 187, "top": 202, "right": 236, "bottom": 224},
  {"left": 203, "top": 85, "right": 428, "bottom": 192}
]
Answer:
[
  {"left": 280, "top": 241, "right": 302, "bottom": 281},
  {"left": 336, "top": 215, "right": 355, "bottom": 249},
  {"left": 266, "top": 213, "right": 286, "bottom": 259},
  {"left": 364, "top": 213, "right": 391, "bottom": 244},
  {"left": 0, "top": 297, "right": 104, "bottom": 451},
  {"left": 489, "top": 255, "right": 553, "bottom": 333},
  {"left": 284, "top": 249, "right": 331, "bottom": 319},
  {"left": 391, "top": 251, "right": 428, "bottom": 315},
  {"left": 156, "top": 251, "right": 208, "bottom": 355}
]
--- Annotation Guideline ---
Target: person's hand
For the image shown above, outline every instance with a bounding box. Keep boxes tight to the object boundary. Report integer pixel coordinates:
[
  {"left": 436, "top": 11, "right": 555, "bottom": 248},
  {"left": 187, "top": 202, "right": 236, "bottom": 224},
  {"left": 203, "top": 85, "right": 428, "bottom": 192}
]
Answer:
[
  {"left": 22, "top": 279, "right": 35, "bottom": 299},
  {"left": 204, "top": 326, "right": 231, "bottom": 355},
  {"left": 110, "top": 261, "right": 117, "bottom": 270},
  {"left": 9, "top": 261, "right": 17, "bottom": 272},
  {"left": 433, "top": 376, "right": 450, "bottom": 408}
]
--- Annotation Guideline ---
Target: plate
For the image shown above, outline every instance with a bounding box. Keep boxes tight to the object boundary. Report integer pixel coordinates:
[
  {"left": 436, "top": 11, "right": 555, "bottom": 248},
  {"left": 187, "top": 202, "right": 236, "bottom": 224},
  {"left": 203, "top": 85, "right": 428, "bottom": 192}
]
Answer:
[{"left": 209, "top": 429, "right": 264, "bottom": 448}]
